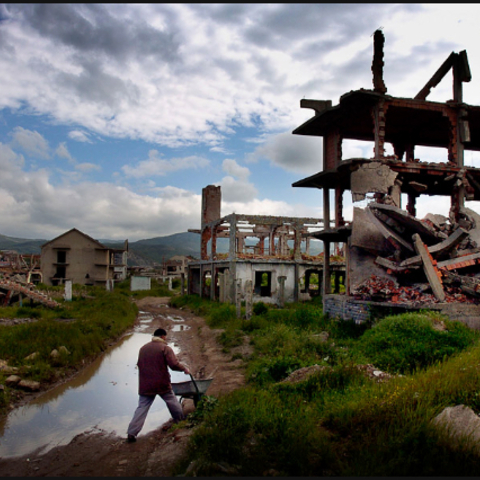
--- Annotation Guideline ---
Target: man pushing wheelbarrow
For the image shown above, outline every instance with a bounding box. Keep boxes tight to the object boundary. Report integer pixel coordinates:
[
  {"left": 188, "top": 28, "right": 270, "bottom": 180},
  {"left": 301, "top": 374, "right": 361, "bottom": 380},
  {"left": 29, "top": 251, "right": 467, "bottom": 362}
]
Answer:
[{"left": 126, "top": 327, "right": 211, "bottom": 443}]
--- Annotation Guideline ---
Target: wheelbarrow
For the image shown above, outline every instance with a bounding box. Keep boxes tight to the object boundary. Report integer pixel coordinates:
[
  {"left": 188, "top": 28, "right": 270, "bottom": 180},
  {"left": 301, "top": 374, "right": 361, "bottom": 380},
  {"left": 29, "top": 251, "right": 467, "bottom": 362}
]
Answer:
[{"left": 172, "top": 374, "right": 213, "bottom": 406}]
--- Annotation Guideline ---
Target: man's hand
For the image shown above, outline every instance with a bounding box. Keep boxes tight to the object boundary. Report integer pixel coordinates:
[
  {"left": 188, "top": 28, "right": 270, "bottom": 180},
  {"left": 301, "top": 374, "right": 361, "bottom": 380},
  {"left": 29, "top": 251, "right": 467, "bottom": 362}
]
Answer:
[{"left": 184, "top": 368, "right": 190, "bottom": 375}]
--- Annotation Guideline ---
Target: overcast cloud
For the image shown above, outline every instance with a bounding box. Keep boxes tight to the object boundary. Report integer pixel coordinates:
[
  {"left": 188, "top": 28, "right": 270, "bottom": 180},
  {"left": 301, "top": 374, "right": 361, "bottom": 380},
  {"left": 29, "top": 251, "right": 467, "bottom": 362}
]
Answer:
[{"left": 0, "top": 4, "right": 479, "bottom": 241}]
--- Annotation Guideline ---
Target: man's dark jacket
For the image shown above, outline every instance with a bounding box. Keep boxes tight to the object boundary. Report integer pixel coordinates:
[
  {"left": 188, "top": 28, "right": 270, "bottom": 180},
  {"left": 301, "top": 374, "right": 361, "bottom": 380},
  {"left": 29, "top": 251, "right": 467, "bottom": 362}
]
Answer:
[{"left": 137, "top": 337, "right": 188, "bottom": 395}]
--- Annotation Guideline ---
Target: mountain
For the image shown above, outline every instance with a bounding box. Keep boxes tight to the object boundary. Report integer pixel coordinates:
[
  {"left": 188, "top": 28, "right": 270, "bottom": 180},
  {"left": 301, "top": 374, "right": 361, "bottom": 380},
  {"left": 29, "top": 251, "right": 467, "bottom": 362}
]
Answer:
[
  {"left": 0, "top": 234, "right": 47, "bottom": 254},
  {"left": 0, "top": 232, "right": 202, "bottom": 266},
  {"left": 126, "top": 232, "right": 201, "bottom": 265},
  {"left": 0, "top": 231, "right": 324, "bottom": 267}
]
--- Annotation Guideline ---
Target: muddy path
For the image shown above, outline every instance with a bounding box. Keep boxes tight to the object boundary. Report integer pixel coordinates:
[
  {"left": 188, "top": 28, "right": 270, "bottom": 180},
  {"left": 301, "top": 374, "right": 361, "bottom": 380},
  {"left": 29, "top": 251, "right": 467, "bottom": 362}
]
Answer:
[{"left": 0, "top": 296, "right": 246, "bottom": 477}]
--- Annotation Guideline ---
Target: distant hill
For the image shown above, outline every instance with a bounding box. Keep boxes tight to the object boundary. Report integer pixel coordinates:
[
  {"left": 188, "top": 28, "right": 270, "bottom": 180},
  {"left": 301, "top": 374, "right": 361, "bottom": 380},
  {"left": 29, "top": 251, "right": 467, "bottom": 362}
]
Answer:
[
  {"left": 0, "top": 234, "right": 47, "bottom": 254},
  {"left": 0, "top": 232, "right": 202, "bottom": 266},
  {"left": 0, "top": 231, "right": 323, "bottom": 267}
]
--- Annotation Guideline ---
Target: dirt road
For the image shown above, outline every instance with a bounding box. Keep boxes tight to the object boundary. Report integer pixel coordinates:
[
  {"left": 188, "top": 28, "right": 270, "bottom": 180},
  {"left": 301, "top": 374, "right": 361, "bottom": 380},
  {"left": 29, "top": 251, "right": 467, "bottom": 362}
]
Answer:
[{"left": 0, "top": 296, "right": 246, "bottom": 477}]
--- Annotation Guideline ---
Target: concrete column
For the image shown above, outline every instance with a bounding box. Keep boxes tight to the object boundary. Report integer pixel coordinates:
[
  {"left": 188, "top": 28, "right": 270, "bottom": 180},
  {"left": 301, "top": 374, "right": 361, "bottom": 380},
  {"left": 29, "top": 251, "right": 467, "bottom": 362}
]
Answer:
[
  {"left": 245, "top": 279, "right": 253, "bottom": 320},
  {"left": 323, "top": 241, "right": 331, "bottom": 296},
  {"left": 229, "top": 215, "right": 237, "bottom": 259},
  {"left": 218, "top": 272, "right": 225, "bottom": 303},
  {"left": 180, "top": 273, "right": 185, "bottom": 295},
  {"left": 64, "top": 280, "right": 72, "bottom": 301},
  {"left": 210, "top": 264, "right": 215, "bottom": 300},
  {"left": 278, "top": 276, "right": 286, "bottom": 307},
  {"left": 236, "top": 278, "right": 242, "bottom": 319}
]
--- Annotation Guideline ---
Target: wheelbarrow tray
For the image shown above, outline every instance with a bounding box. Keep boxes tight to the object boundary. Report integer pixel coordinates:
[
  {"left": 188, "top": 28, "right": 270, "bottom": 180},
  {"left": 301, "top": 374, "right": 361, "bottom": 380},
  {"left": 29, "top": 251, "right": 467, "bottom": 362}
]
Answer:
[{"left": 172, "top": 378, "right": 213, "bottom": 396}]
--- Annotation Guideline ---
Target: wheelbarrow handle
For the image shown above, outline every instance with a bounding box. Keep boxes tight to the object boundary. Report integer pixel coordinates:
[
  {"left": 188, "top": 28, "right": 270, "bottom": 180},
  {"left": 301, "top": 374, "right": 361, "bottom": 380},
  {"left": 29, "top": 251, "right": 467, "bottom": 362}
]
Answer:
[{"left": 190, "top": 373, "right": 200, "bottom": 395}]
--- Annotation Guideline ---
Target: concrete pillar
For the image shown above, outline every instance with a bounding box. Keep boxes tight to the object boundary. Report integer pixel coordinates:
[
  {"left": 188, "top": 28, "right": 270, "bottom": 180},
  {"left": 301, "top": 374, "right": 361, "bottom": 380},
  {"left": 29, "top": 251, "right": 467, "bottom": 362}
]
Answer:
[
  {"left": 64, "top": 280, "right": 72, "bottom": 301},
  {"left": 236, "top": 278, "right": 242, "bottom": 319},
  {"left": 180, "top": 273, "right": 185, "bottom": 295},
  {"left": 229, "top": 215, "right": 237, "bottom": 259},
  {"left": 168, "top": 277, "right": 173, "bottom": 291},
  {"left": 278, "top": 276, "right": 286, "bottom": 307},
  {"left": 245, "top": 279, "right": 253, "bottom": 320},
  {"left": 218, "top": 272, "right": 225, "bottom": 303},
  {"left": 323, "top": 241, "right": 331, "bottom": 296},
  {"left": 225, "top": 269, "right": 233, "bottom": 303}
]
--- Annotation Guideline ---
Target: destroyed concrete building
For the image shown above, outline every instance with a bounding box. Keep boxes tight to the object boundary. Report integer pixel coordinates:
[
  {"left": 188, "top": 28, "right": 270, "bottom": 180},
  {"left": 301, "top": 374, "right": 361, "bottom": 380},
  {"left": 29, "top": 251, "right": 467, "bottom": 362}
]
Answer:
[
  {"left": 41, "top": 228, "right": 128, "bottom": 287},
  {"left": 187, "top": 185, "right": 336, "bottom": 306},
  {"left": 162, "top": 255, "right": 194, "bottom": 277},
  {"left": 292, "top": 30, "right": 480, "bottom": 327}
]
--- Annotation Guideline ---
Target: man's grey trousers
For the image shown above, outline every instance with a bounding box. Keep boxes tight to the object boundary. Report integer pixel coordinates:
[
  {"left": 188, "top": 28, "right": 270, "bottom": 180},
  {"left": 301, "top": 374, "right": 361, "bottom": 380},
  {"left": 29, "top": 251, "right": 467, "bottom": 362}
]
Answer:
[{"left": 127, "top": 391, "right": 185, "bottom": 437}]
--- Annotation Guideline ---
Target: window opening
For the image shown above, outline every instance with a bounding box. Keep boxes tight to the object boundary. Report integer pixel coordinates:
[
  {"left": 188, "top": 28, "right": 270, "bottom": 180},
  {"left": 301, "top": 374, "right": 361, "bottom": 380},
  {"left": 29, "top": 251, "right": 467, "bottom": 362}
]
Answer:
[{"left": 254, "top": 271, "right": 272, "bottom": 297}]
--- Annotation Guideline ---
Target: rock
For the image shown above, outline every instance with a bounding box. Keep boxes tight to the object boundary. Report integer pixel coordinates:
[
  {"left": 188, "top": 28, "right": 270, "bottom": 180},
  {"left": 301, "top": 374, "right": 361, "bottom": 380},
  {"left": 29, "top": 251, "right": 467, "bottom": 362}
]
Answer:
[
  {"left": 59, "top": 346, "right": 70, "bottom": 355},
  {"left": 0, "top": 365, "right": 19, "bottom": 374},
  {"left": 312, "top": 331, "right": 330, "bottom": 342},
  {"left": 18, "top": 380, "right": 41, "bottom": 391},
  {"left": 431, "top": 404, "right": 480, "bottom": 452},
  {"left": 5, "top": 375, "right": 21, "bottom": 386},
  {"left": 24, "top": 352, "right": 39, "bottom": 362},
  {"left": 50, "top": 349, "right": 59, "bottom": 358},
  {"left": 281, "top": 365, "right": 327, "bottom": 384}
]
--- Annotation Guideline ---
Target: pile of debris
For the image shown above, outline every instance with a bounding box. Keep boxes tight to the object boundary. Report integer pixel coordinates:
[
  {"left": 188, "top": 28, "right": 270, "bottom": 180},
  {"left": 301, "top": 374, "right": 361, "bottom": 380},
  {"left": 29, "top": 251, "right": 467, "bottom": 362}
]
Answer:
[
  {"left": 0, "top": 278, "right": 60, "bottom": 308},
  {"left": 352, "top": 203, "right": 480, "bottom": 305}
]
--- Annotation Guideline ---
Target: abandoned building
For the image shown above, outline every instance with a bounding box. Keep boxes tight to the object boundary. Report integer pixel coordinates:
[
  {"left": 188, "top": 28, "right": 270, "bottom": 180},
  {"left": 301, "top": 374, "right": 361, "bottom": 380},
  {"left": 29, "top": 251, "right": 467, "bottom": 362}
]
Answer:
[
  {"left": 187, "top": 185, "right": 340, "bottom": 306},
  {"left": 41, "top": 228, "right": 128, "bottom": 287},
  {"left": 292, "top": 30, "right": 480, "bottom": 327},
  {"left": 162, "top": 255, "right": 194, "bottom": 277}
]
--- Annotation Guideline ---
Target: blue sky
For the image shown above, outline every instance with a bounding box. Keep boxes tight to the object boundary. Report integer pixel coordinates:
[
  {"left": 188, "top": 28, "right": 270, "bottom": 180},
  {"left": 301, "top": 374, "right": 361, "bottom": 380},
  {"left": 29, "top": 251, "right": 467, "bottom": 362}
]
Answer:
[{"left": 1, "top": 4, "right": 480, "bottom": 242}]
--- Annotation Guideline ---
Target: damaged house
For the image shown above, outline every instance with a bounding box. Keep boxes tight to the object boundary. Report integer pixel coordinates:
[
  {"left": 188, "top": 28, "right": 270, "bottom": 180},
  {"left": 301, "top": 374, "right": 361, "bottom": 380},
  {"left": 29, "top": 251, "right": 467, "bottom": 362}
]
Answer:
[
  {"left": 41, "top": 228, "right": 128, "bottom": 287},
  {"left": 292, "top": 30, "right": 480, "bottom": 327},
  {"left": 187, "top": 185, "right": 339, "bottom": 306}
]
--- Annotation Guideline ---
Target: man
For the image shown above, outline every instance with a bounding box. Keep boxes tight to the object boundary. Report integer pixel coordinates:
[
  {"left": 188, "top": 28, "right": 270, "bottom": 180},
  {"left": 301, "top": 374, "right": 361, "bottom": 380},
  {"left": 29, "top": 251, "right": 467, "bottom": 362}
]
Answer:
[{"left": 126, "top": 328, "right": 190, "bottom": 443}]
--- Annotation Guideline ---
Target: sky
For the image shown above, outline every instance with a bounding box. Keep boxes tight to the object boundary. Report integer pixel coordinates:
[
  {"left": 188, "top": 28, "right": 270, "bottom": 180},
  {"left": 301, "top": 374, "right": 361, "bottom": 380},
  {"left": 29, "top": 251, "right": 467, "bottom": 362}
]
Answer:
[{"left": 1, "top": 4, "right": 480, "bottom": 242}]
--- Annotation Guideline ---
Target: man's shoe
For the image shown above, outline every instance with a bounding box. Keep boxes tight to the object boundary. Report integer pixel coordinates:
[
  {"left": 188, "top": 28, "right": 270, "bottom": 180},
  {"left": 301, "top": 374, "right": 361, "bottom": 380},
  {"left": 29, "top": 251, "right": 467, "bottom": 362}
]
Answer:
[{"left": 127, "top": 434, "right": 136, "bottom": 443}]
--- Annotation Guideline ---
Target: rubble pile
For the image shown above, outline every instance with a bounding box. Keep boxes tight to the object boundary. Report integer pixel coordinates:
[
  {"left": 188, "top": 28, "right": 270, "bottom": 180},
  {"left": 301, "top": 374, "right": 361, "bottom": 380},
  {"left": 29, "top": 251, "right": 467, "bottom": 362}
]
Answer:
[
  {"left": 352, "top": 275, "right": 476, "bottom": 305},
  {"left": 352, "top": 203, "right": 480, "bottom": 305}
]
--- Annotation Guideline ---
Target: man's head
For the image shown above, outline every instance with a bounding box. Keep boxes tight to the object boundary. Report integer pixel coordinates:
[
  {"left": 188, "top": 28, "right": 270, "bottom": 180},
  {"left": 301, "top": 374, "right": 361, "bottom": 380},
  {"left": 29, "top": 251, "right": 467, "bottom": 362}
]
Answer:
[{"left": 153, "top": 328, "right": 167, "bottom": 338}]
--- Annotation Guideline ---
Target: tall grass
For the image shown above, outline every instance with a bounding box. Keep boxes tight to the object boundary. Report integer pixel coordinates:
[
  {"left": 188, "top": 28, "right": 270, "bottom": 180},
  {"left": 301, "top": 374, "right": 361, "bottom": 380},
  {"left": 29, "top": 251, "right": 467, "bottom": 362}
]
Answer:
[
  {"left": 0, "top": 287, "right": 138, "bottom": 411},
  {"left": 172, "top": 295, "right": 480, "bottom": 476}
]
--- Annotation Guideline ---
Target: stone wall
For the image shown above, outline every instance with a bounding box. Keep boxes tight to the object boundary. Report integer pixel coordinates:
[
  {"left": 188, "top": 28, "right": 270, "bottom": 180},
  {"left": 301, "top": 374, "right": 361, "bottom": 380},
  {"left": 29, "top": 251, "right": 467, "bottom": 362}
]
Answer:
[{"left": 323, "top": 295, "right": 371, "bottom": 324}]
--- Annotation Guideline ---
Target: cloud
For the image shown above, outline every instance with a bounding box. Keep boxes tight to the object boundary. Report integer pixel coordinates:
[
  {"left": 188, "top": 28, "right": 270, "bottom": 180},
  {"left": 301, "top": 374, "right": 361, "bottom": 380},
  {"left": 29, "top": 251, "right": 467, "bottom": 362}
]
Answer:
[
  {"left": 248, "top": 131, "right": 323, "bottom": 174},
  {"left": 68, "top": 130, "right": 92, "bottom": 143},
  {"left": 216, "top": 159, "right": 257, "bottom": 202},
  {"left": 9, "top": 127, "right": 50, "bottom": 159},
  {"left": 75, "top": 162, "right": 101, "bottom": 172},
  {"left": 0, "top": 141, "right": 201, "bottom": 240},
  {"left": 219, "top": 176, "right": 258, "bottom": 203},
  {"left": 121, "top": 150, "right": 210, "bottom": 178},
  {"left": 0, "top": 4, "right": 423, "bottom": 150},
  {"left": 55, "top": 142, "right": 75, "bottom": 163},
  {"left": 222, "top": 159, "right": 250, "bottom": 181},
  {"left": 222, "top": 197, "right": 318, "bottom": 219}
]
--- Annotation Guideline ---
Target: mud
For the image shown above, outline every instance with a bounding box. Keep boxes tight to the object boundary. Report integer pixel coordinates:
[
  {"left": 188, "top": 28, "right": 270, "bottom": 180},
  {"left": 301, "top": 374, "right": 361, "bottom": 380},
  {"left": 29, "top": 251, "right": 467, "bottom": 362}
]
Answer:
[{"left": 0, "top": 296, "right": 246, "bottom": 477}]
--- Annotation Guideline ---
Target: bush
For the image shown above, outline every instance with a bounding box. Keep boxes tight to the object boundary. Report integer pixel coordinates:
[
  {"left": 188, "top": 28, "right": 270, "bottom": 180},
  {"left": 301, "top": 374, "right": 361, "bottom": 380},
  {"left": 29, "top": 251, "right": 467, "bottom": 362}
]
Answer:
[
  {"left": 253, "top": 302, "right": 268, "bottom": 316},
  {"left": 352, "top": 311, "right": 479, "bottom": 374}
]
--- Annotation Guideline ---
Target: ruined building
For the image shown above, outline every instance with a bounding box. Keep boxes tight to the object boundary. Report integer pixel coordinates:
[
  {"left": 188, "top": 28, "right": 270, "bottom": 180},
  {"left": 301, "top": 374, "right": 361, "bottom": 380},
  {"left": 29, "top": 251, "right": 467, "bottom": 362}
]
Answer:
[
  {"left": 41, "top": 228, "right": 128, "bottom": 287},
  {"left": 187, "top": 185, "right": 338, "bottom": 306},
  {"left": 292, "top": 30, "right": 480, "bottom": 327}
]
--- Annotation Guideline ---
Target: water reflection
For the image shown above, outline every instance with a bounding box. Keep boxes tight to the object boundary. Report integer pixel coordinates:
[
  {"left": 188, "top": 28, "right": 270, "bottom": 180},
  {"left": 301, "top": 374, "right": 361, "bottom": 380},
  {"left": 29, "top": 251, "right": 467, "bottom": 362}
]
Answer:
[{"left": 0, "top": 316, "right": 190, "bottom": 459}]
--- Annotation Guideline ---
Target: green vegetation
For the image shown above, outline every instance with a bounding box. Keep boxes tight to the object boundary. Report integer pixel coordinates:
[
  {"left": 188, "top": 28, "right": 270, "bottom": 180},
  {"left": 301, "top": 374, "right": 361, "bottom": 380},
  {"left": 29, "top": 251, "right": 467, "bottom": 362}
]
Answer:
[
  {"left": 172, "top": 296, "right": 480, "bottom": 476},
  {"left": 0, "top": 284, "right": 139, "bottom": 412}
]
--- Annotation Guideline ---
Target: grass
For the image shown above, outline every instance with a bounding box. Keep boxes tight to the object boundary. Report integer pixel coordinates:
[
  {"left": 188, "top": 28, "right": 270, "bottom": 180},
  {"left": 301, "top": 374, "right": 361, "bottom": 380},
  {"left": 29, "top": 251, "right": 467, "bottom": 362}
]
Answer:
[
  {"left": 0, "top": 279, "right": 181, "bottom": 413},
  {"left": 172, "top": 295, "right": 480, "bottom": 476}
]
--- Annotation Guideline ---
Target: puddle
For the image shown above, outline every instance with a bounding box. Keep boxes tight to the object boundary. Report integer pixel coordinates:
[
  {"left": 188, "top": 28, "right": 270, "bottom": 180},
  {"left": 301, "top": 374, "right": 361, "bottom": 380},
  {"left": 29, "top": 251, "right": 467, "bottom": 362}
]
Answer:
[
  {"left": 171, "top": 324, "right": 191, "bottom": 332},
  {"left": 0, "top": 314, "right": 190, "bottom": 459}
]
